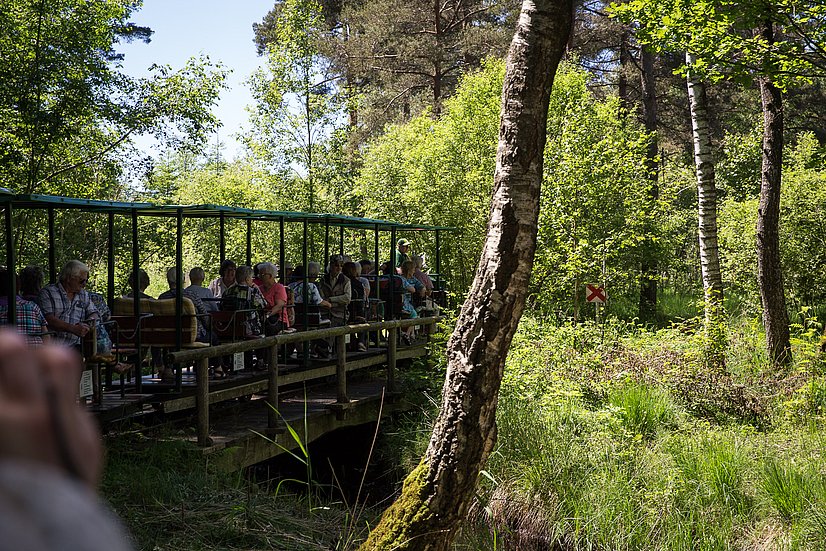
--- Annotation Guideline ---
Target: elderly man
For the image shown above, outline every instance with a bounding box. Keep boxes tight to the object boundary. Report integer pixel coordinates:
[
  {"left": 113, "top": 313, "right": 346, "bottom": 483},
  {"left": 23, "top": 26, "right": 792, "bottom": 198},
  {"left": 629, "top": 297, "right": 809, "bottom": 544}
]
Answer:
[{"left": 37, "top": 260, "right": 99, "bottom": 349}]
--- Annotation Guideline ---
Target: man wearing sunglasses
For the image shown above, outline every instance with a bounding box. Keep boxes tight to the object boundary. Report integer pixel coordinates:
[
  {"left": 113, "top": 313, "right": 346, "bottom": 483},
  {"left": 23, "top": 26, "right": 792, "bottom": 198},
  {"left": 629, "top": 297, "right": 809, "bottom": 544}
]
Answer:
[{"left": 37, "top": 260, "right": 99, "bottom": 349}]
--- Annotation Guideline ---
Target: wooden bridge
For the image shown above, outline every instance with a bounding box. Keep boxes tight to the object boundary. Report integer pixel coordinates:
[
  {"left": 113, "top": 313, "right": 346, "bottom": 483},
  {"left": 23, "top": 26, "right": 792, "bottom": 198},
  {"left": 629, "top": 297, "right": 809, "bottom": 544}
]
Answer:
[{"left": 87, "top": 317, "right": 440, "bottom": 470}]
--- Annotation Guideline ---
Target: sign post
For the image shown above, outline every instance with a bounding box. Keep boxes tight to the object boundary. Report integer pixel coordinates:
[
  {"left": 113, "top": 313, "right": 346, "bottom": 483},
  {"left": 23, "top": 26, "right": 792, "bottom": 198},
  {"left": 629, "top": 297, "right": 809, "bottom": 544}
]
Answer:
[{"left": 586, "top": 284, "right": 607, "bottom": 342}]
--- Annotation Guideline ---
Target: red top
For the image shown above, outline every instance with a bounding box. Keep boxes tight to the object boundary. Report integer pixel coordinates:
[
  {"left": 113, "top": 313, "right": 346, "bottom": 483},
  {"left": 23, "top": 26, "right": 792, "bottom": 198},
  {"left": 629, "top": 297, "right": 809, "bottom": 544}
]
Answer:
[{"left": 256, "top": 281, "right": 289, "bottom": 326}]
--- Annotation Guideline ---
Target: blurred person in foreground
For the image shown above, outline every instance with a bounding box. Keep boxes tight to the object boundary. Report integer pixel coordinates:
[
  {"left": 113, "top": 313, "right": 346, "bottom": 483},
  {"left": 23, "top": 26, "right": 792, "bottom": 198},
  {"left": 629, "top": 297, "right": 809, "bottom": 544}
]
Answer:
[{"left": 0, "top": 330, "right": 133, "bottom": 550}]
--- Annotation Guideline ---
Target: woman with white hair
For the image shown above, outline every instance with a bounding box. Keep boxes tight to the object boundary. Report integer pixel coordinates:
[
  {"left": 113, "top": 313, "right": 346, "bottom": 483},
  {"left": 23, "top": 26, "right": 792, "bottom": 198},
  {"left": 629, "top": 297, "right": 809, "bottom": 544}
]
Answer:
[{"left": 37, "top": 260, "right": 99, "bottom": 349}]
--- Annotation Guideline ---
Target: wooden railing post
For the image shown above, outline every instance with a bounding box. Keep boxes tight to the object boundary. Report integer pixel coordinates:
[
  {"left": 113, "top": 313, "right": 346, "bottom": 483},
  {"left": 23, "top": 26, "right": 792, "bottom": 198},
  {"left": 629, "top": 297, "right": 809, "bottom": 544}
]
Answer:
[
  {"left": 196, "top": 358, "right": 211, "bottom": 446},
  {"left": 268, "top": 344, "right": 279, "bottom": 428},
  {"left": 387, "top": 325, "right": 397, "bottom": 392},
  {"left": 336, "top": 334, "right": 348, "bottom": 403}
]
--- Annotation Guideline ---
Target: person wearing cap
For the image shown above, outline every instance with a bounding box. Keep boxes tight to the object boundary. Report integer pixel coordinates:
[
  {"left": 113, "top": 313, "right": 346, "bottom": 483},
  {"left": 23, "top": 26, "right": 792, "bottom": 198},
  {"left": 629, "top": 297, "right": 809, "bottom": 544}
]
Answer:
[{"left": 394, "top": 238, "right": 412, "bottom": 269}]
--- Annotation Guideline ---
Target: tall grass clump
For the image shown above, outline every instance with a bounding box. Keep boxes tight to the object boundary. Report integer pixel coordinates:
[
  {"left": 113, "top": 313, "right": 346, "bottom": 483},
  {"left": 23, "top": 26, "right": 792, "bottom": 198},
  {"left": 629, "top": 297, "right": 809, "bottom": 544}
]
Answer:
[{"left": 608, "top": 382, "right": 678, "bottom": 439}]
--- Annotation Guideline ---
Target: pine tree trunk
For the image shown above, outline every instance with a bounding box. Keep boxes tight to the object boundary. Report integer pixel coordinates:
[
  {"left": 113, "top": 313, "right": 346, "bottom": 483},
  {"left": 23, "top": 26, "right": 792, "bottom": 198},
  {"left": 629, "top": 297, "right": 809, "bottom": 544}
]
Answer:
[
  {"left": 357, "top": 0, "right": 573, "bottom": 549},
  {"left": 756, "top": 21, "right": 791, "bottom": 366},
  {"left": 638, "top": 45, "right": 658, "bottom": 322}
]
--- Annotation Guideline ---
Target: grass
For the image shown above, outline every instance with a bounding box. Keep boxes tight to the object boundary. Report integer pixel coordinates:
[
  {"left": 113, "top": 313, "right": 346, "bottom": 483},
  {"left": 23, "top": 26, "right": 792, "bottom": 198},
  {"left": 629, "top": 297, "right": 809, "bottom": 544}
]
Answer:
[
  {"left": 458, "top": 313, "right": 826, "bottom": 550},
  {"left": 99, "top": 299, "right": 826, "bottom": 550}
]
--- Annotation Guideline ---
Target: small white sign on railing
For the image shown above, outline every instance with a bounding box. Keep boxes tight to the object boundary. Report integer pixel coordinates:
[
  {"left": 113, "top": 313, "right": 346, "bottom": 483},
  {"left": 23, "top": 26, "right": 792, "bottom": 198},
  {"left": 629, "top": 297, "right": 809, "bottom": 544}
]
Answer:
[
  {"left": 233, "top": 352, "right": 245, "bottom": 371},
  {"left": 79, "top": 369, "right": 94, "bottom": 398}
]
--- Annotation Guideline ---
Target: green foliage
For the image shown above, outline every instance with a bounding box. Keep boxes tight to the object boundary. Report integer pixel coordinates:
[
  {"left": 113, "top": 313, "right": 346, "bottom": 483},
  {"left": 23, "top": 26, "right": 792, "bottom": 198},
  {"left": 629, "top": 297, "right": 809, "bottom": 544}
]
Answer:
[
  {"left": 0, "top": 0, "right": 227, "bottom": 194},
  {"left": 356, "top": 60, "right": 668, "bottom": 314},
  {"left": 611, "top": 0, "right": 826, "bottom": 87},
  {"left": 246, "top": 0, "right": 341, "bottom": 213},
  {"left": 719, "top": 133, "right": 826, "bottom": 315}
]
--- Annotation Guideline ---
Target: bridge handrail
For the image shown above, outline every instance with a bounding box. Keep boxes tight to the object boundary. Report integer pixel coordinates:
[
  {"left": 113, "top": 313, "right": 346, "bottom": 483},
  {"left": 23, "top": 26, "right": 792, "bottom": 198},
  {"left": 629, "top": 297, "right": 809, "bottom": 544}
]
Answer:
[
  {"left": 165, "top": 316, "right": 440, "bottom": 364},
  {"left": 166, "top": 315, "right": 442, "bottom": 447}
]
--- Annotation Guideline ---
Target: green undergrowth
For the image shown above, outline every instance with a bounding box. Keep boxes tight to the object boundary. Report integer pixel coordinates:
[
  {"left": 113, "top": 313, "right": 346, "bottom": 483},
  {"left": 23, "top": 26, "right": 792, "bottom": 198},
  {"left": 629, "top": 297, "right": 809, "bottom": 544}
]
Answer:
[
  {"left": 101, "top": 433, "right": 354, "bottom": 550},
  {"left": 458, "top": 314, "right": 826, "bottom": 550}
]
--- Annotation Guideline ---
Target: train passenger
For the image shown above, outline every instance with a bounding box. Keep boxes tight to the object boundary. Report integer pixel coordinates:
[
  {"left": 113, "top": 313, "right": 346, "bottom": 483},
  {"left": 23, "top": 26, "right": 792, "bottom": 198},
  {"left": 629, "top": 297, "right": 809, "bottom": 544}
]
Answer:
[
  {"left": 412, "top": 255, "right": 434, "bottom": 296},
  {"left": 254, "top": 262, "right": 288, "bottom": 335},
  {"left": 123, "top": 269, "right": 152, "bottom": 300},
  {"left": 394, "top": 238, "right": 411, "bottom": 270},
  {"left": 158, "top": 268, "right": 210, "bottom": 342},
  {"left": 222, "top": 265, "right": 267, "bottom": 338},
  {"left": 185, "top": 267, "right": 217, "bottom": 312},
  {"left": 288, "top": 264, "right": 331, "bottom": 308},
  {"left": 399, "top": 260, "right": 425, "bottom": 344},
  {"left": 37, "top": 260, "right": 99, "bottom": 349},
  {"left": 18, "top": 265, "right": 44, "bottom": 302},
  {"left": 356, "top": 261, "right": 371, "bottom": 299},
  {"left": 0, "top": 267, "right": 49, "bottom": 346},
  {"left": 208, "top": 260, "right": 236, "bottom": 298},
  {"left": 320, "top": 255, "right": 351, "bottom": 326},
  {"left": 343, "top": 262, "right": 367, "bottom": 352}
]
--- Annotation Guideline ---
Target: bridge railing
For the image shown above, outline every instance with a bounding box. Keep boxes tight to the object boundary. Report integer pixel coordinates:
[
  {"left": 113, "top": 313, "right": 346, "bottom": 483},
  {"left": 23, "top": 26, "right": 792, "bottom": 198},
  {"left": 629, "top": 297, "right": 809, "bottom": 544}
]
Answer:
[{"left": 165, "top": 316, "right": 441, "bottom": 446}]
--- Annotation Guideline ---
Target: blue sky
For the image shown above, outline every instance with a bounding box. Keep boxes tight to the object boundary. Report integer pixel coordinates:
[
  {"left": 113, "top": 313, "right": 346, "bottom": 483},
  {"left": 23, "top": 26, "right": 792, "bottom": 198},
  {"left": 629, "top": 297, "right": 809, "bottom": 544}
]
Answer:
[{"left": 117, "top": 0, "right": 274, "bottom": 158}]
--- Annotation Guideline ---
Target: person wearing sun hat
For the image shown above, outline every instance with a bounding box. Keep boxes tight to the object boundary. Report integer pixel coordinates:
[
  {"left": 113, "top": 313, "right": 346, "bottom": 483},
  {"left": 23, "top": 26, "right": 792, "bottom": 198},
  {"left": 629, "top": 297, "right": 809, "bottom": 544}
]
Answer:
[{"left": 394, "top": 238, "right": 412, "bottom": 269}]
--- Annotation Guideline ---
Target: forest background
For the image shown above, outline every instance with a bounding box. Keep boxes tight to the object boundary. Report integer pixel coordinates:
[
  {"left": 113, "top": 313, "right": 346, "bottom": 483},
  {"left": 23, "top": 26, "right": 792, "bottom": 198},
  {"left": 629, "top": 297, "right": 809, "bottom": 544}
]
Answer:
[{"left": 4, "top": 0, "right": 826, "bottom": 549}]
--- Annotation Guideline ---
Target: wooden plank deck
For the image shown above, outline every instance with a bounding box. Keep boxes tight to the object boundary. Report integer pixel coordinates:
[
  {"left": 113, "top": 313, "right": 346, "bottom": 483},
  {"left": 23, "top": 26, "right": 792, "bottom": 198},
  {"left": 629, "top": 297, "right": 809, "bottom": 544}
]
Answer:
[
  {"left": 88, "top": 341, "right": 428, "bottom": 424},
  {"left": 189, "top": 379, "right": 409, "bottom": 470}
]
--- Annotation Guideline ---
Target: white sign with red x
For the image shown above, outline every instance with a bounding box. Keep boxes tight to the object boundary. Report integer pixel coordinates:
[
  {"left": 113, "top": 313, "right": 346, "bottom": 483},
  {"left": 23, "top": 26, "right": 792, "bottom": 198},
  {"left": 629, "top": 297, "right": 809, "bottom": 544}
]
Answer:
[{"left": 586, "top": 284, "right": 606, "bottom": 304}]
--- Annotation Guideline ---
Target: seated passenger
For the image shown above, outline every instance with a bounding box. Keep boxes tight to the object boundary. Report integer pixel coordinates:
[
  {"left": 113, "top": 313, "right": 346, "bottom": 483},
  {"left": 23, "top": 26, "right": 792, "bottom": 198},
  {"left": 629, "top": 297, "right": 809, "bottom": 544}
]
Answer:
[
  {"left": 412, "top": 255, "right": 434, "bottom": 296},
  {"left": 399, "top": 260, "right": 425, "bottom": 343},
  {"left": 356, "top": 260, "right": 371, "bottom": 299},
  {"left": 254, "top": 262, "right": 289, "bottom": 335},
  {"left": 158, "top": 267, "right": 210, "bottom": 341},
  {"left": 37, "top": 260, "right": 99, "bottom": 349},
  {"left": 18, "top": 265, "right": 44, "bottom": 302},
  {"left": 123, "top": 269, "right": 153, "bottom": 300},
  {"left": 319, "top": 255, "right": 351, "bottom": 328},
  {"left": 185, "top": 267, "right": 217, "bottom": 312},
  {"left": 222, "top": 265, "right": 267, "bottom": 337},
  {"left": 208, "top": 260, "right": 236, "bottom": 298},
  {"left": 288, "top": 264, "right": 331, "bottom": 308},
  {"left": 344, "top": 262, "right": 367, "bottom": 352},
  {"left": 0, "top": 267, "right": 49, "bottom": 346}
]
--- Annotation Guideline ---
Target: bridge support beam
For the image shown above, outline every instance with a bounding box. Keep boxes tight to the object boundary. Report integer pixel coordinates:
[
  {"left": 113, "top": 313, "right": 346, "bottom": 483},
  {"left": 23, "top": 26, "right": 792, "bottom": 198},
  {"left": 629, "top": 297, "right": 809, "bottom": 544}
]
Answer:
[
  {"left": 268, "top": 343, "right": 280, "bottom": 429},
  {"left": 336, "top": 335, "right": 348, "bottom": 404},
  {"left": 197, "top": 358, "right": 211, "bottom": 446}
]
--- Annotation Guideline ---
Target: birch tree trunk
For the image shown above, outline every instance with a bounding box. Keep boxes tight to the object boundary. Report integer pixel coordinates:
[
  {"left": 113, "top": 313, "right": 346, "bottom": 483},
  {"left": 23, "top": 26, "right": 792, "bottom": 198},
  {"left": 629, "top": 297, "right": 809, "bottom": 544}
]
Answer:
[
  {"left": 358, "top": 0, "right": 573, "bottom": 549},
  {"left": 756, "top": 21, "right": 791, "bottom": 366},
  {"left": 686, "top": 52, "right": 725, "bottom": 361}
]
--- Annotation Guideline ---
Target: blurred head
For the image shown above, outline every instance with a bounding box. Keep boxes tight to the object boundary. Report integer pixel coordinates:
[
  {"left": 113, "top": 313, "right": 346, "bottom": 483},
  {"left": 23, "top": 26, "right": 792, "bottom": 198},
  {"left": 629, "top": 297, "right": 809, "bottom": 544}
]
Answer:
[
  {"left": 343, "top": 261, "right": 358, "bottom": 279},
  {"left": 413, "top": 255, "right": 424, "bottom": 270},
  {"left": 19, "top": 265, "right": 44, "bottom": 296},
  {"left": 397, "top": 238, "right": 411, "bottom": 251},
  {"left": 128, "top": 269, "right": 150, "bottom": 293},
  {"left": 189, "top": 267, "right": 205, "bottom": 286},
  {"left": 257, "top": 262, "right": 278, "bottom": 286},
  {"left": 328, "top": 255, "right": 344, "bottom": 277},
  {"left": 59, "top": 260, "right": 89, "bottom": 293},
  {"left": 308, "top": 262, "right": 321, "bottom": 279},
  {"left": 235, "top": 265, "right": 253, "bottom": 286},
  {"left": 401, "top": 260, "right": 415, "bottom": 277},
  {"left": 219, "top": 260, "right": 237, "bottom": 285},
  {"left": 166, "top": 267, "right": 184, "bottom": 289},
  {"left": 359, "top": 259, "right": 373, "bottom": 275},
  {"left": 291, "top": 265, "right": 305, "bottom": 279}
]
